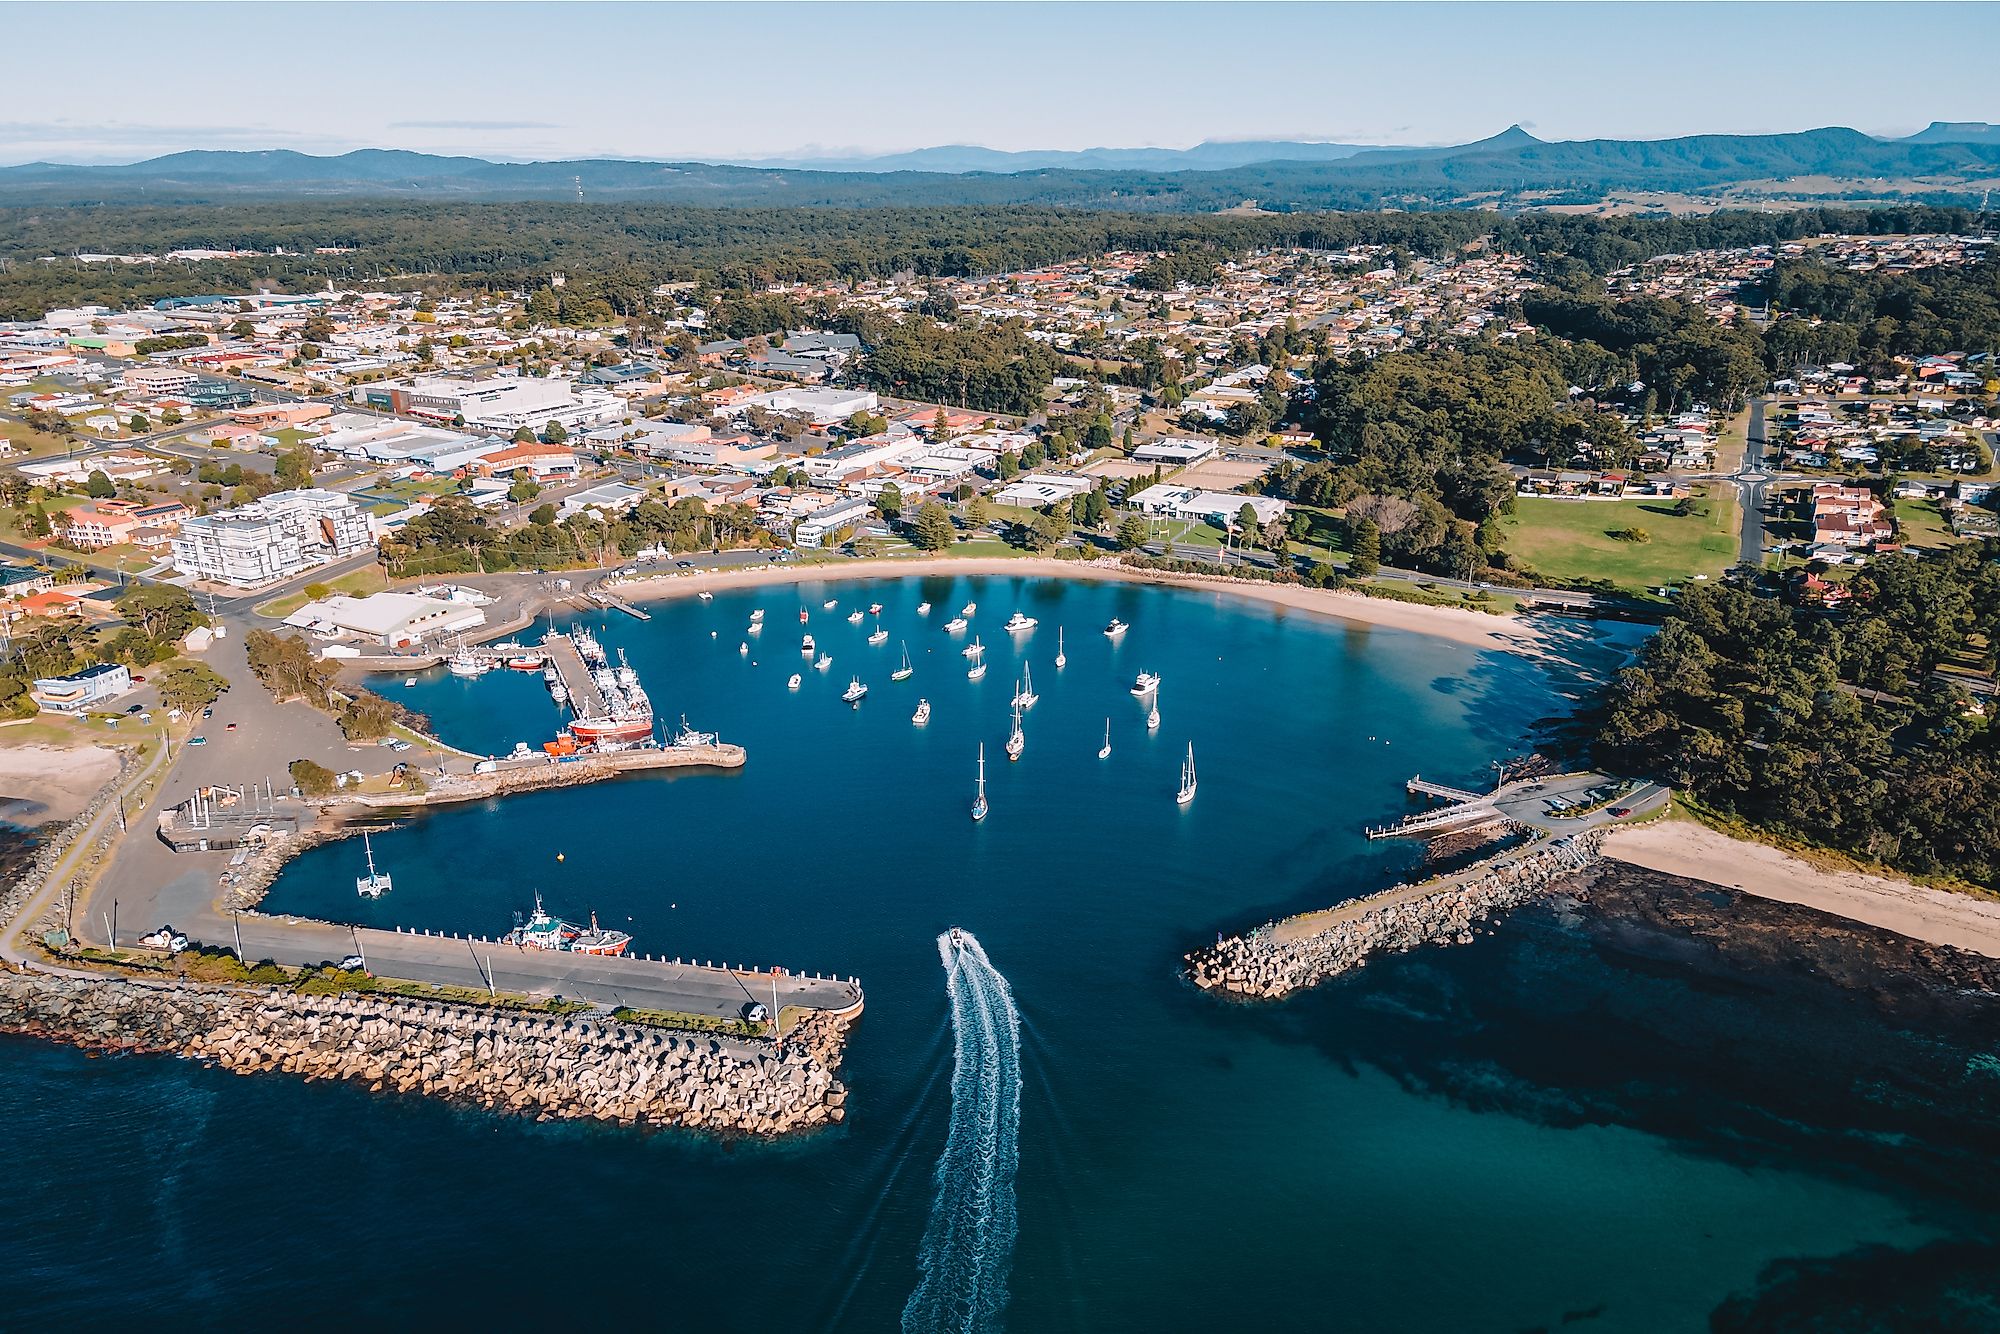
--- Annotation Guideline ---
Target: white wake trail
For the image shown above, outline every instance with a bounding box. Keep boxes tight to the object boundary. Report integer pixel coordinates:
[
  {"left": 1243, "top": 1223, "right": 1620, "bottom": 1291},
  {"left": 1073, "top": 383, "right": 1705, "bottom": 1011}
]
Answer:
[{"left": 903, "top": 930, "right": 1022, "bottom": 1334}]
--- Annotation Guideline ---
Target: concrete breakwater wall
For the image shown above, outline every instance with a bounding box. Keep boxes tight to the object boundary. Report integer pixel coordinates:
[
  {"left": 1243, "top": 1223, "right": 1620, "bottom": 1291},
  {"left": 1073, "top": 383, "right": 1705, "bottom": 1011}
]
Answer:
[
  {"left": 334, "top": 744, "right": 746, "bottom": 811},
  {"left": 0, "top": 968, "right": 849, "bottom": 1137},
  {"left": 1186, "top": 832, "right": 1605, "bottom": 999}
]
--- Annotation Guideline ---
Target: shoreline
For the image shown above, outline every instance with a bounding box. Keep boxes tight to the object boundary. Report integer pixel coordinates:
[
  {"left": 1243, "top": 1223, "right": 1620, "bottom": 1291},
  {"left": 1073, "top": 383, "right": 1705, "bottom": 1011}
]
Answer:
[
  {"left": 1603, "top": 821, "right": 2000, "bottom": 960},
  {"left": 601, "top": 555, "right": 1549, "bottom": 654},
  {"left": 0, "top": 744, "right": 123, "bottom": 828}
]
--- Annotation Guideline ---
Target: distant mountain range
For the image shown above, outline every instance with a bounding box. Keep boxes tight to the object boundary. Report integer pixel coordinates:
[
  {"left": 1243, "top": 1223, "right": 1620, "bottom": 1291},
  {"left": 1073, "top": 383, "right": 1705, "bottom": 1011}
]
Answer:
[{"left": 3, "top": 124, "right": 1997, "bottom": 212}]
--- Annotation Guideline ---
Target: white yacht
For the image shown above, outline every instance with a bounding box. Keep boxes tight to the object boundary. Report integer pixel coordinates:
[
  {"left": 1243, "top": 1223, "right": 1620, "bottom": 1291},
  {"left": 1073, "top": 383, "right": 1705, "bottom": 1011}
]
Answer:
[
  {"left": 1054, "top": 627, "right": 1066, "bottom": 670},
  {"left": 802, "top": 634, "right": 816, "bottom": 654},
  {"left": 1003, "top": 611, "right": 1037, "bottom": 634},
  {"left": 912, "top": 697, "right": 932, "bottom": 726},
  {"left": 816, "top": 653, "right": 832, "bottom": 671},
  {"left": 847, "top": 609, "right": 864, "bottom": 624},
  {"left": 892, "top": 644, "right": 914, "bottom": 681},
  {"left": 1176, "top": 743, "right": 1197, "bottom": 805},
  {"left": 1130, "top": 671, "right": 1161, "bottom": 696},
  {"left": 787, "top": 673, "right": 802, "bottom": 690},
  {"left": 750, "top": 608, "right": 764, "bottom": 622},
  {"left": 1004, "top": 702, "right": 1025, "bottom": 760},
  {"left": 1098, "top": 718, "right": 1111, "bottom": 760},
  {"left": 961, "top": 601, "right": 977, "bottom": 616},
  {"left": 842, "top": 677, "right": 868, "bottom": 704},
  {"left": 944, "top": 616, "right": 969, "bottom": 633},
  {"left": 748, "top": 619, "right": 762, "bottom": 635},
  {"left": 962, "top": 636, "right": 984, "bottom": 659},
  {"left": 1012, "top": 663, "right": 1038, "bottom": 711},
  {"left": 355, "top": 830, "right": 392, "bottom": 899},
  {"left": 1104, "top": 619, "right": 1129, "bottom": 638},
  {"left": 823, "top": 600, "right": 838, "bottom": 610},
  {"left": 916, "top": 601, "right": 932, "bottom": 616},
  {"left": 739, "top": 641, "right": 749, "bottom": 655},
  {"left": 971, "top": 744, "right": 988, "bottom": 822}
]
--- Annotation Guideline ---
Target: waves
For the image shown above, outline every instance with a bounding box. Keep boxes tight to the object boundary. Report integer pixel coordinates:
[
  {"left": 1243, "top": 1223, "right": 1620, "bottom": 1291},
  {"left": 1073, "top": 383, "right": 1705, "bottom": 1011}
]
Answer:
[{"left": 903, "top": 930, "right": 1021, "bottom": 1334}]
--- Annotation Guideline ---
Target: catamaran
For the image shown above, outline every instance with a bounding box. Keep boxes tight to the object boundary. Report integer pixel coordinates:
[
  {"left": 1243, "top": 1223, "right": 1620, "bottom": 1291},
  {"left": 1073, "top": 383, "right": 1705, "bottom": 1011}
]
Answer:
[
  {"left": 1176, "top": 743, "right": 1197, "bottom": 805},
  {"left": 1005, "top": 701, "right": 1025, "bottom": 760},
  {"left": 1003, "top": 611, "right": 1037, "bottom": 633},
  {"left": 697, "top": 590, "right": 713, "bottom": 602},
  {"left": 1054, "top": 627, "right": 1066, "bottom": 669},
  {"left": 1013, "top": 663, "right": 1038, "bottom": 710},
  {"left": 971, "top": 744, "right": 988, "bottom": 821},
  {"left": 1098, "top": 718, "right": 1112, "bottom": 760},
  {"left": 892, "top": 644, "right": 914, "bottom": 681},
  {"left": 912, "top": 697, "right": 932, "bottom": 725},
  {"left": 842, "top": 677, "right": 868, "bottom": 704},
  {"left": 1130, "top": 670, "right": 1161, "bottom": 696},
  {"left": 355, "top": 830, "right": 392, "bottom": 898}
]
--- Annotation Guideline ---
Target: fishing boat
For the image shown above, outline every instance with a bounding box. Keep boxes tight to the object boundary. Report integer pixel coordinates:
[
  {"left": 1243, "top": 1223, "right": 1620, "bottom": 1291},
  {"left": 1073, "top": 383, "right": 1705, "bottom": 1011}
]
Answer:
[
  {"left": 916, "top": 601, "right": 932, "bottom": 615},
  {"left": 616, "top": 651, "right": 639, "bottom": 689},
  {"left": 802, "top": 634, "right": 816, "bottom": 654},
  {"left": 816, "top": 653, "right": 832, "bottom": 671},
  {"left": 961, "top": 601, "right": 977, "bottom": 616},
  {"left": 971, "top": 744, "right": 988, "bottom": 822},
  {"left": 944, "top": 616, "right": 969, "bottom": 633},
  {"left": 868, "top": 603, "right": 883, "bottom": 615},
  {"left": 1176, "top": 742, "right": 1197, "bottom": 805},
  {"left": 1003, "top": 611, "right": 1037, "bottom": 633},
  {"left": 892, "top": 644, "right": 914, "bottom": 681},
  {"left": 787, "top": 673, "right": 802, "bottom": 690},
  {"left": 843, "top": 676, "right": 868, "bottom": 704},
  {"left": 967, "top": 659, "right": 987, "bottom": 681},
  {"left": 574, "top": 628, "right": 605, "bottom": 665},
  {"left": 354, "top": 830, "right": 392, "bottom": 898},
  {"left": 912, "top": 697, "right": 931, "bottom": 725},
  {"left": 868, "top": 624, "right": 888, "bottom": 646},
  {"left": 847, "top": 609, "right": 864, "bottom": 624},
  {"left": 671, "top": 716, "right": 718, "bottom": 748},
  {"left": 446, "top": 644, "right": 487, "bottom": 677},
  {"left": 1005, "top": 701, "right": 1025, "bottom": 760},
  {"left": 506, "top": 652, "right": 546, "bottom": 671},
  {"left": 1130, "top": 670, "right": 1161, "bottom": 696},
  {"left": 1013, "top": 663, "right": 1038, "bottom": 710},
  {"left": 550, "top": 682, "right": 568, "bottom": 705},
  {"left": 503, "top": 894, "right": 574, "bottom": 951},
  {"left": 962, "top": 636, "right": 984, "bottom": 659},
  {"left": 569, "top": 911, "right": 633, "bottom": 957},
  {"left": 1054, "top": 627, "right": 1066, "bottom": 670},
  {"left": 1098, "top": 718, "right": 1112, "bottom": 760},
  {"left": 1105, "top": 618, "right": 1129, "bottom": 638},
  {"left": 403, "top": 677, "right": 417, "bottom": 688}
]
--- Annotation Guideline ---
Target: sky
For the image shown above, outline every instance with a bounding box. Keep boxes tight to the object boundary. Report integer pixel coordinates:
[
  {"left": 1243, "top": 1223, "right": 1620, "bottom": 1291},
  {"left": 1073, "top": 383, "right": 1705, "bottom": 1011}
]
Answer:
[{"left": 5, "top": 1, "right": 1997, "bottom": 166}]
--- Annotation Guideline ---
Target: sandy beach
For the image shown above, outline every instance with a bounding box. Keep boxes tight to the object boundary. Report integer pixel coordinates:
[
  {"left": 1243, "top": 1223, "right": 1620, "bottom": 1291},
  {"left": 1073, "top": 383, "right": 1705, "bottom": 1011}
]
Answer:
[
  {"left": 1604, "top": 820, "right": 2000, "bottom": 960},
  {"left": 606, "top": 556, "right": 1547, "bottom": 654},
  {"left": 0, "top": 743, "right": 121, "bottom": 827}
]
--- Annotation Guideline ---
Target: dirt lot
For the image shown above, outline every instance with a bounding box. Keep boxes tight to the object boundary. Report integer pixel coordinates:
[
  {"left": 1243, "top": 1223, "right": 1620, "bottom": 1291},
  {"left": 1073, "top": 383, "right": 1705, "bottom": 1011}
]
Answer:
[
  {"left": 1081, "top": 458, "right": 1155, "bottom": 481},
  {"left": 1178, "top": 457, "right": 1273, "bottom": 489}
]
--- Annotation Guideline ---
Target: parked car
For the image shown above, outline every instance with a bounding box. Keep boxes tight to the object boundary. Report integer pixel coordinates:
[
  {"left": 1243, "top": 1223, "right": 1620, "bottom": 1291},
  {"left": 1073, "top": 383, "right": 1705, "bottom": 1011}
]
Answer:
[
  {"left": 225, "top": 722, "right": 238, "bottom": 731},
  {"left": 124, "top": 703, "right": 144, "bottom": 714},
  {"left": 1609, "top": 806, "right": 1633, "bottom": 818},
  {"left": 138, "top": 927, "right": 189, "bottom": 953},
  {"left": 338, "top": 955, "right": 367, "bottom": 972},
  {"left": 188, "top": 736, "right": 207, "bottom": 746},
  {"left": 202, "top": 707, "right": 214, "bottom": 719}
]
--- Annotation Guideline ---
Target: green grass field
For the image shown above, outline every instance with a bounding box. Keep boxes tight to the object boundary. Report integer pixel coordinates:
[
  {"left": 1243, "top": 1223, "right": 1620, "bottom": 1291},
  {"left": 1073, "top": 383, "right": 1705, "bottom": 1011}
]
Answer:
[
  {"left": 1500, "top": 493, "right": 1739, "bottom": 592},
  {"left": 1893, "top": 497, "right": 1960, "bottom": 549},
  {"left": 254, "top": 565, "right": 388, "bottom": 618}
]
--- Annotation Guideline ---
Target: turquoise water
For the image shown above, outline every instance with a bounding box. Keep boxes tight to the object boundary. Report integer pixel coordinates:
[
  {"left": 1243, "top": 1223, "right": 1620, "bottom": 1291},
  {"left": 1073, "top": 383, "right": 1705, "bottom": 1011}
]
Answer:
[{"left": 5, "top": 576, "right": 1995, "bottom": 1331}]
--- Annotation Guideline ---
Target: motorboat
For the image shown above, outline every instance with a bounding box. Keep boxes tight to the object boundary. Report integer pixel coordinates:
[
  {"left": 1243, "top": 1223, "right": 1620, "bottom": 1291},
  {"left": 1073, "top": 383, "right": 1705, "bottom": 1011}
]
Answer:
[
  {"left": 842, "top": 677, "right": 868, "bottom": 704},
  {"left": 750, "top": 608, "right": 765, "bottom": 622},
  {"left": 944, "top": 616, "right": 969, "bottom": 633},
  {"left": 1003, "top": 611, "right": 1037, "bottom": 633},
  {"left": 892, "top": 644, "right": 914, "bottom": 681},
  {"left": 868, "top": 625, "right": 889, "bottom": 646},
  {"left": 1177, "top": 742, "right": 1197, "bottom": 805},
  {"left": 802, "top": 634, "right": 816, "bottom": 654},
  {"left": 868, "top": 603, "right": 883, "bottom": 615},
  {"left": 1054, "top": 627, "right": 1066, "bottom": 670},
  {"left": 970, "top": 744, "right": 988, "bottom": 822},
  {"left": 816, "top": 653, "right": 832, "bottom": 671},
  {"left": 550, "top": 682, "right": 568, "bottom": 705},
  {"left": 961, "top": 601, "right": 977, "bottom": 616},
  {"left": 916, "top": 602, "right": 932, "bottom": 616},
  {"left": 823, "top": 600, "right": 838, "bottom": 611},
  {"left": 1105, "top": 619, "right": 1129, "bottom": 638},
  {"left": 1098, "top": 718, "right": 1111, "bottom": 760},
  {"left": 787, "top": 673, "right": 802, "bottom": 690},
  {"left": 403, "top": 677, "right": 417, "bottom": 688},
  {"left": 847, "top": 609, "right": 864, "bottom": 624},
  {"left": 799, "top": 607, "right": 809, "bottom": 624},
  {"left": 967, "top": 659, "right": 987, "bottom": 681},
  {"left": 912, "top": 698, "right": 931, "bottom": 725},
  {"left": 962, "top": 636, "right": 984, "bottom": 659},
  {"left": 748, "top": 620, "right": 762, "bottom": 635},
  {"left": 739, "top": 642, "right": 749, "bottom": 655},
  {"left": 1130, "top": 671, "right": 1161, "bottom": 696}
]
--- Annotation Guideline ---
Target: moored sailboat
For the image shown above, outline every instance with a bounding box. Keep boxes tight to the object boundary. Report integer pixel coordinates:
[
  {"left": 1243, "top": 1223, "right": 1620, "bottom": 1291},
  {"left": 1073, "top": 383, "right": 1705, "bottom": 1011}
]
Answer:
[
  {"left": 892, "top": 643, "right": 914, "bottom": 681},
  {"left": 1176, "top": 742, "right": 1197, "bottom": 805},
  {"left": 971, "top": 744, "right": 988, "bottom": 821}
]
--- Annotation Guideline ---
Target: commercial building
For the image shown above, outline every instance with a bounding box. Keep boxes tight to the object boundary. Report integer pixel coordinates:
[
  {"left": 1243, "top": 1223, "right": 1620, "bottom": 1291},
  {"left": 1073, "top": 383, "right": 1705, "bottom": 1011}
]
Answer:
[
  {"left": 476, "top": 441, "right": 579, "bottom": 481},
  {"left": 1127, "top": 484, "right": 1287, "bottom": 528},
  {"left": 792, "top": 495, "right": 875, "bottom": 548},
  {"left": 728, "top": 387, "right": 878, "bottom": 427},
  {"left": 1132, "top": 437, "right": 1219, "bottom": 466},
  {"left": 995, "top": 473, "right": 1093, "bottom": 507},
  {"left": 121, "top": 365, "right": 199, "bottom": 395},
  {"left": 170, "top": 488, "right": 374, "bottom": 588},
  {"left": 31, "top": 662, "right": 133, "bottom": 714},
  {"left": 58, "top": 498, "right": 192, "bottom": 550},
  {"left": 282, "top": 591, "right": 486, "bottom": 647},
  {"left": 361, "top": 374, "right": 620, "bottom": 435}
]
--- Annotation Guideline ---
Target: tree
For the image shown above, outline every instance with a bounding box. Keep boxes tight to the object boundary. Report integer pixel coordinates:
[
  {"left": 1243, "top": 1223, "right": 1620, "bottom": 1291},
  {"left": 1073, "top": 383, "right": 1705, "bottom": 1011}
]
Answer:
[
  {"left": 875, "top": 482, "right": 903, "bottom": 519},
  {"left": 965, "top": 494, "right": 991, "bottom": 530},
  {"left": 509, "top": 471, "right": 542, "bottom": 505},
  {"left": 512, "top": 426, "right": 535, "bottom": 443},
  {"left": 230, "top": 319, "right": 256, "bottom": 339},
  {"left": 85, "top": 469, "right": 115, "bottom": 498},
  {"left": 17, "top": 505, "right": 50, "bottom": 539},
  {"left": 118, "top": 585, "right": 203, "bottom": 648},
  {"left": 275, "top": 446, "right": 315, "bottom": 489},
  {"left": 1021, "top": 440, "right": 1045, "bottom": 470},
  {"left": 159, "top": 407, "right": 182, "bottom": 427},
  {"left": 155, "top": 662, "right": 227, "bottom": 715},
  {"left": 128, "top": 414, "right": 149, "bottom": 435},
  {"left": 541, "top": 421, "right": 568, "bottom": 445},
  {"left": 289, "top": 758, "right": 338, "bottom": 797},
  {"left": 530, "top": 502, "right": 558, "bottom": 526},
  {"left": 415, "top": 336, "right": 435, "bottom": 364},
  {"left": 911, "top": 500, "right": 956, "bottom": 552},
  {"left": 339, "top": 689, "right": 402, "bottom": 740},
  {"left": 932, "top": 407, "right": 951, "bottom": 438},
  {"left": 1024, "top": 509, "right": 1071, "bottom": 552},
  {"left": 297, "top": 342, "right": 321, "bottom": 362},
  {"left": 1349, "top": 517, "right": 1381, "bottom": 577},
  {"left": 1117, "top": 513, "right": 1150, "bottom": 550},
  {"left": 997, "top": 451, "right": 1020, "bottom": 481},
  {"left": 1236, "top": 503, "right": 1259, "bottom": 537}
]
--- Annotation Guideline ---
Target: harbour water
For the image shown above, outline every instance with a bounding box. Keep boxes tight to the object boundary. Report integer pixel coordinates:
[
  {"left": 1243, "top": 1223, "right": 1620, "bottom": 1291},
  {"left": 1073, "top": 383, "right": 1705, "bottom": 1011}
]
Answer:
[{"left": 5, "top": 575, "right": 1996, "bottom": 1331}]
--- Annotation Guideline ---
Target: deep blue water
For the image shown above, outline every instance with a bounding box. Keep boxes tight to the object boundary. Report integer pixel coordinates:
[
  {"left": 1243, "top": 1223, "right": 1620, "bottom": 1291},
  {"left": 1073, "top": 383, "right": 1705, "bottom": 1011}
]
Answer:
[{"left": 5, "top": 576, "right": 1995, "bottom": 1332}]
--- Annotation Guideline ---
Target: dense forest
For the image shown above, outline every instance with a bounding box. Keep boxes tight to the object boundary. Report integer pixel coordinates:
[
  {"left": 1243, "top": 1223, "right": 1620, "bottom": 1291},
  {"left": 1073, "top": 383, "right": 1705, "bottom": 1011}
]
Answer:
[
  {"left": 1759, "top": 255, "right": 2000, "bottom": 371},
  {"left": 0, "top": 200, "right": 1983, "bottom": 322},
  {"left": 1596, "top": 555, "right": 2000, "bottom": 885}
]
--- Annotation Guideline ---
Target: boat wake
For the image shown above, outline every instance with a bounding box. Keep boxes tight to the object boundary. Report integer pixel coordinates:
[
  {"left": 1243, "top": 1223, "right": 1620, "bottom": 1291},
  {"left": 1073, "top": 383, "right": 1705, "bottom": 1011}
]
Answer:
[{"left": 903, "top": 930, "right": 1022, "bottom": 1334}]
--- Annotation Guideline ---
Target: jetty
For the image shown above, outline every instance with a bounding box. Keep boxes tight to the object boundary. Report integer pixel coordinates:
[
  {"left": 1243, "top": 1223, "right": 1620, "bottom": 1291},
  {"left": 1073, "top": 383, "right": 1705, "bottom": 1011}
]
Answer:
[
  {"left": 541, "top": 631, "right": 608, "bottom": 719},
  {"left": 589, "top": 587, "right": 652, "bottom": 620}
]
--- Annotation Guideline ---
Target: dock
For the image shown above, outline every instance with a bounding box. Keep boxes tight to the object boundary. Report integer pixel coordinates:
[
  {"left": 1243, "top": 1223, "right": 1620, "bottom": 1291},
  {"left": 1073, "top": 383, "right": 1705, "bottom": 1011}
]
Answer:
[
  {"left": 589, "top": 588, "right": 652, "bottom": 620},
  {"left": 1367, "top": 772, "right": 1502, "bottom": 839},
  {"left": 541, "top": 632, "right": 608, "bottom": 719}
]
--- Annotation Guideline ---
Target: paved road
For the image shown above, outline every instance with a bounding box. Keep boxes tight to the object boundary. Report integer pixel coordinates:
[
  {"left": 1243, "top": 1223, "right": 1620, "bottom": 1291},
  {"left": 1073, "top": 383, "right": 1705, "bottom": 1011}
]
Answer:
[{"left": 1737, "top": 397, "right": 1771, "bottom": 567}]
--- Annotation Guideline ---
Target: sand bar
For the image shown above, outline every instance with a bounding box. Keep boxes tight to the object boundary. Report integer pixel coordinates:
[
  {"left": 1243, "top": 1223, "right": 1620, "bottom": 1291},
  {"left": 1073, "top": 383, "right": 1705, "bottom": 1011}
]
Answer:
[
  {"left": 609, "top": 556, "right": 1546, "bottom": 654},
  {"left": 0, "top": 743, "right": 121, "bottom": 827},
  {"left": 1605, "top": 820, "right": 2000, "bottom": 959}
]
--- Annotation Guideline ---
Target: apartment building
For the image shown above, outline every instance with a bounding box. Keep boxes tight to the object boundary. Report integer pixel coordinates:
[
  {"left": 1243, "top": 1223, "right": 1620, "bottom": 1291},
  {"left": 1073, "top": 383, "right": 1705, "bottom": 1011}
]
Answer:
[{"left": 169, "top": 488, "right": 374, "bottom": 588}]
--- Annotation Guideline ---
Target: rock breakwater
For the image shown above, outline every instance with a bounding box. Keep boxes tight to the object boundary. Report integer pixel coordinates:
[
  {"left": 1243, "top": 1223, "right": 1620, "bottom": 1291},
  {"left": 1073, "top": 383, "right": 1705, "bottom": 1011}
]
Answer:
[
  {"left": 0, "top": 968, "right": 849, "bottom": 1137},
  {"left": 1187, "top": 832, "right": 1605, "bottom": 999}
]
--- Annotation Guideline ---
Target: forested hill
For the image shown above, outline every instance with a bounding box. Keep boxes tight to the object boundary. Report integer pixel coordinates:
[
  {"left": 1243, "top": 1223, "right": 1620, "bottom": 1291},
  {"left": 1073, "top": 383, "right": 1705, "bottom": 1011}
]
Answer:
[{"left": 4, "top": 124, "right": 1999, "bottom": 210}]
